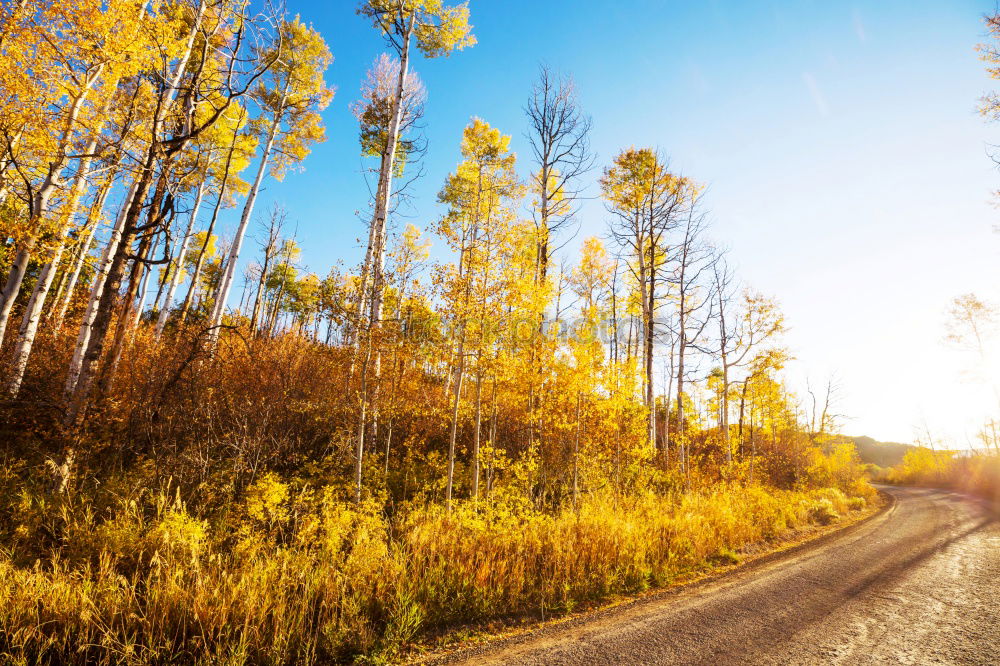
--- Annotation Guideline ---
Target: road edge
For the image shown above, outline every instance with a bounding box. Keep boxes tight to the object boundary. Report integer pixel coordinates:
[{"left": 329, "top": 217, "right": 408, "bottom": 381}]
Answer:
[{"left": 408, "top": 488, "right": 897, "bottom": 665}]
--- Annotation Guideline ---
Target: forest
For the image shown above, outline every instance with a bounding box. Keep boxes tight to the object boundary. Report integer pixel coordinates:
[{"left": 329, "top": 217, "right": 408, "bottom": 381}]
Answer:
[{"left": 0, "top": 1, "right": 925, "bottom": 664}]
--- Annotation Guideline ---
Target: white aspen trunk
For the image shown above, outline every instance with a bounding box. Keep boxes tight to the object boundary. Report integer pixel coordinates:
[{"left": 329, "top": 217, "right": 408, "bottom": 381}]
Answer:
[
  {"left": 350, "top": 24, "right": 414, "bottom": 498},
  {"left": 66, "top": 0, "right": 205, "bottom": 415},
  {"left": 7, "top": 108, "right": 117, "bottom": 394},
  {"left": 207, "top": 102, "right": 282, "bottom": 342},
  {"left": 348, "top": 23, "right": 413, "bottom": 380},
  {"left": 472, "top": 361, "right": 483, "bottom": 499},
  {"left": 53, "top": 179, "right": 112, "bottom": 330},
  {"left": 8, "top": 169, "right": 94, "bottom": 393},
  {"left": 0, "top": 74, "right": 101, "bottom": 345},
  {"left": 0, "top": 130, "right": 23, "bottom": 211},
  {"left": 179, "top": 117, "right": 241, "bottom": 326},
  {"left": 446, "top": 329, "right": 466, "bottom": 512},
  {"left": 155, "top": 181, "right": 204, "bottom": 337},
  {"left": 128, "top": 232, "right": 159, "bottom": 331},
  {"left": 573, "top": 392, "right": 581, "bottom": 507},
  {"left": 151, "top": 228, "right": 181, "bottom": 315},
  {"left": 349, "top": 215, "right": 377, "bottom": 354},
  {"left": 0, "top": 245, "right": 35, "bottom": 345},
  {"left": 368, "top": 19, "right": 413, "bottom": 335},
  {"left": 64, "top": 179, "right": 138, "bottom": 397}
]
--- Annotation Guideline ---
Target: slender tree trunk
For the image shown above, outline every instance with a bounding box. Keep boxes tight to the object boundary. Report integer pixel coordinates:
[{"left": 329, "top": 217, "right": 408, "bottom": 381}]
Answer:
[
  {"left": 645, "top": 257, "right": 656, "bottom": 451},
  {"left": 48, "top": 265, "right": 69, "bottom": 315},
  {"left": 738, "top": 380, "right": 748, "bottom": 461},
  {"left": 179, "top": 113, "right": 241, "bottom": 326},
  {"left": 360, "top": 15, "right": 414, "bottom": 346},
  {"left": 250, "top": 260, "right": 269, "bottom": 333},
  {"left": 355, "top": 21, "right": 415, "bottom": 463},
  {"left": 488, "top": 378, "right": 497, "bottom": 499},
  {"left": 100, "top": 168, "right": 174, "bottom": 386},
  {"left": 129, "top": 232, "right": 160, "bottom": 327},
  {"left": 353, "top": 325, "right": 373, "bottom": 503},
  {"left": 573, "top": 391, "right": 581, "bottom": 508},
  {"left": 446, "top": 327, "right": 466, "bottom": 512},
  {"left": 208, "top": 99, "right": 283, "bottom": 344},
  {"left": 151, "top": 225, "right": 182, "bottom": 315},
  {"left": 155, "top": 180, "right": 204, "bottom": 337},
  {"left": 472, "top": 359, "right": 483, "bottom": 499},
  {"left": 722, "top": 361, "right": 731, "bottom": 465},
  {"left": 53, "top": 176, "right": 114, "bottom": 330},
  {"left": 64, "top": 179, "right": 139, "bottom": 397}
]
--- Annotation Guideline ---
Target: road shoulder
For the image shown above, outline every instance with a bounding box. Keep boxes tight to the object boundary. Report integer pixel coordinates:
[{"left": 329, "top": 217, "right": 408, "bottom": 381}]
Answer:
[{"left": 406, "top": 488, "right": 895, "bottom": 665}]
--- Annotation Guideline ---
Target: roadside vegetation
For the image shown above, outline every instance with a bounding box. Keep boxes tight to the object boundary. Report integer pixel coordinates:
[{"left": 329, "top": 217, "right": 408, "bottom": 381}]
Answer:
[{"left": 874, "top": 445, "right": 1000, "bottom": 504}]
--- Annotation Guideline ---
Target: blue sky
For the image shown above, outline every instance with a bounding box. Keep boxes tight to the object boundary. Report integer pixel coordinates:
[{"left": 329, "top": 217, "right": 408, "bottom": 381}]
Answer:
[{"left": 218, "top": 0, "right": 999, "bottom": 445}]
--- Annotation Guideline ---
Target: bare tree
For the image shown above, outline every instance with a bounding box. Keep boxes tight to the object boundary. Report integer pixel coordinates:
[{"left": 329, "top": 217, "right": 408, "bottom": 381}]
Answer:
[
  {"left": 807, "top": 375, "right": 845, "bottom": 438},
  {"left": 712, "top": 254, "right": 785, "bottom": 463},
  {"left": 251, "top": 205, "right": 287, "bottom": 334},
  {"left": 524, "top": 65, "right": 594, "bottom": 284},
  {"left": 666, "top": 200, "right": 716, "bottom": 473}
]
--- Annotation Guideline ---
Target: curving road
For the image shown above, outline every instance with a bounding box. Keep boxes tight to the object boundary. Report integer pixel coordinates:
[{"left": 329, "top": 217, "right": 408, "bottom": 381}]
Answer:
[{"left": 440, "top": 487, "right": 1000, "bottom": 665}]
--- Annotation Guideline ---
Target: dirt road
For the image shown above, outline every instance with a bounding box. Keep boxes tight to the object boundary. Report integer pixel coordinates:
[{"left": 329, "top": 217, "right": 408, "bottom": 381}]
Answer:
[{"left": 441, "top": 486, "right": 1000, "bottom": 665}]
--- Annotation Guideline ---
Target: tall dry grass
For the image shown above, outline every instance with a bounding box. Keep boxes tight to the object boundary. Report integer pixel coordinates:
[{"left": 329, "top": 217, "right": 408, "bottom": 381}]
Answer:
[{"left": 0, "top": 471, "right": 873, "bottom": 664}]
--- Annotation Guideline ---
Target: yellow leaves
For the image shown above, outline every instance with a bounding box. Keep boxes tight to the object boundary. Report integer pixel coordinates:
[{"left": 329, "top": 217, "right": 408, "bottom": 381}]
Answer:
[
  {"left": 570, "top": 236, "right": 612, "bottom": 307},
  {"left": 437, "top": 118, "right": 521, "bottom": 248},
  {"left": 258, "top": 17, "right": 334, "bottom": 180},
  {"left": 413, "top": 0, "right": 476, "bottom": 57},
  {"left": 459, "top": 116, "right": 511, "bottom": 162},
  {"left": 360, "top": 0, "right": 476, "bottom": 58},
  {"left": 148, "top": 508, "right": 208, "bottom": 566},
  {"left": 600, "top": 147, "right": 698, "bottom": 216},
  {"left": 245, "top": 472, "right": 290, "bottom": 525}
]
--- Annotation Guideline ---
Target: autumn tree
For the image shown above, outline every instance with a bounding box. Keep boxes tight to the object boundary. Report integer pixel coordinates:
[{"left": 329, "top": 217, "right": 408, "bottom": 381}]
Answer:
[
  {"left": 666, "top": 199, "right": 716, "bottom": 473},
  {"left": 66, "top": 0, "right": 279, "bottom": 421},
  {"left": 525, "top": 65, "right": 593, "bottom": 285},
  {"left": 0, "top": 0, "right": 154, "bottom": 347},
  {"left": 602, "top": 148, "right": 693, "bottom": 452},
  {"left": 207, "top": 17, "right": 333, "bottom": 343},
  {"left": 435, "top": 118, "right": 522, "bottom": 509},
  {"left": 355, "top": 0, "right": 475, "bottom": 349},
  {"left": 349, "top": 52, "right": 426, "bottom": 344}
]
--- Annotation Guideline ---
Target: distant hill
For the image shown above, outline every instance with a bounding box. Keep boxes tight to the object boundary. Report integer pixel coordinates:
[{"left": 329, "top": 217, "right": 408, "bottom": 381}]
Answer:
[{"left": 849, "top": 436, "right": 915, "bottom": 468}]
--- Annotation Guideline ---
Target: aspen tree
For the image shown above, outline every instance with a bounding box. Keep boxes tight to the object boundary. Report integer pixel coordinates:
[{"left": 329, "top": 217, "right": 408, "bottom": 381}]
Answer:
[
  {"left": 207, "top": 18, "right": 332, "bottom": 343},
  {"left": 67, "top": 0, "right": 278, "bottom": 420},
  {"left": 52, "top": 171, "right": 115, "bottom": 329},
  {"left": 351, "top": 0, "right": 472, "bottom": 503},
  {"left": 6, "top": 77, "right": 130, "bottom": 395},
  {"left": 250, "top": 205, "right": 287, "bottom": 334},
  {"left": 711, "top": 256, "right": 785, "bottom": 465},
  {"left": 349, "top": 52, "right": 425, "bottom": 346},
  {"left": 0, "top": 0, "right": 148, "bottom": 345},
  {"left": 602, "top": 149, "right": 691, "bottom": 452},
  {"left": 668, "top": 201, "right": 715, "bottom": 474},
  {"left": 154, "top": 179, "right": 206, "bottom": 337},
  {"left": 435, "top": 118, "right": 521, "bottom": 510},
  {"left": 177, "top": 107, "right": 254, "bottom": 325},
  {"left": 355, "top": 0, "right": 474, "bottom": 342}
]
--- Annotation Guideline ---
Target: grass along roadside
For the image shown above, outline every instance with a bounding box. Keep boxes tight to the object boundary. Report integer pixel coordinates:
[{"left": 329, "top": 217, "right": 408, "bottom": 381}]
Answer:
[
  {"left": 411, "top": 486, "right": 887, "bottom": 665},
  {"left": 0, "top": 477, "right": 876, "bottom": 664}
]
